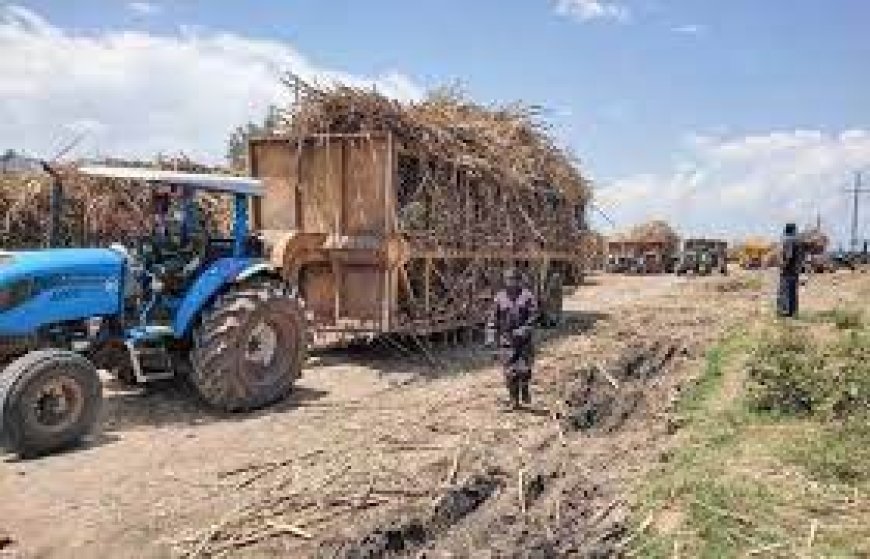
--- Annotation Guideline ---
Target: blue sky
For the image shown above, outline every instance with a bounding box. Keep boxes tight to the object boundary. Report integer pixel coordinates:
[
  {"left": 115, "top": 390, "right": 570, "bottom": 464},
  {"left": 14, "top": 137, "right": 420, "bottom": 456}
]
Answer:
[{"left": 2, "top": 1, "right": 869, "bottom": 243}]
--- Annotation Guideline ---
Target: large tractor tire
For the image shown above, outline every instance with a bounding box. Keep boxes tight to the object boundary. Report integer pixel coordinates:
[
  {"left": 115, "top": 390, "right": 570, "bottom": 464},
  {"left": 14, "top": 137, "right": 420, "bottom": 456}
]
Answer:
[
  {"left": 190, "top": 280, "right": 305, "bottom": 412},
  {"left": 0, "top": 349, "right": 103, "bottom": 458}
]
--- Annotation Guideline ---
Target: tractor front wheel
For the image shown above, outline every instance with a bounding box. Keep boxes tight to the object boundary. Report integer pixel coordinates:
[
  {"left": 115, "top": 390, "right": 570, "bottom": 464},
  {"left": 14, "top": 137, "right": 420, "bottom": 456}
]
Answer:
[
  {"left": 190, "top": 280, "right": 306, "bottom": 412},
  {"left": 0, "top": 349, "right": 103, "bottom": 458}
]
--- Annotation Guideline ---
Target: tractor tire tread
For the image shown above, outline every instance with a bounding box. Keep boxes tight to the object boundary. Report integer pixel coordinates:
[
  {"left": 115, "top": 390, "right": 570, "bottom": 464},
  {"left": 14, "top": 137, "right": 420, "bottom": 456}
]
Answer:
[
  {"left": 0, "top": 349, "right": 102, "bottom": 457},
  {"left": 189, "top": 280, "right": 305, "bottom": 412}
]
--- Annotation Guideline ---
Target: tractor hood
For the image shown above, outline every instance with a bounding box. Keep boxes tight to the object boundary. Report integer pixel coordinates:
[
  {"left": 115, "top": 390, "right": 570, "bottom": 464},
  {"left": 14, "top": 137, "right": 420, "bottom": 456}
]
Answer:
[
  {"left": 0, "top": 248, "right": 125, "bottom": 336},
  {"left": 0, "top": 248, "right": 124, "bottom": 283}
]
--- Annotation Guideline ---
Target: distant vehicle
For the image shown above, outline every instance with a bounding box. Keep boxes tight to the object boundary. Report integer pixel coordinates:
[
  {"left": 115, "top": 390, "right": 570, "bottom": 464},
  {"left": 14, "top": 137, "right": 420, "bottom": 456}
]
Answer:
[
  {"left": 606, "top": 251, "right": 672, "bottom": 275},
  {"left": 676, "top": 239, "right": 727, "bottom": 276},
  {"left": 606, "top": 255, "right": 632, "bottom": 274},
  {"left": 736, "top": 240, "right": 774, "bottom": 269},
  {"left": 830, "top": 250, "right": 869, "bottom": 271},
  {"left": 803, "top": 253, "right": 836, "bottom": 274},
  {"left": 628, "top": 255, "right": 646, "bottom": 275}
]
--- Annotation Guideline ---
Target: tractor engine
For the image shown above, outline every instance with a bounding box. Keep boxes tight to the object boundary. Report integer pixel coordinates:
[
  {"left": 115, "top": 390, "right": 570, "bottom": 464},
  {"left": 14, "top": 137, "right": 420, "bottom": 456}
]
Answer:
[{"left": 0, "top": 248, "right": 127, "bottom": 360}]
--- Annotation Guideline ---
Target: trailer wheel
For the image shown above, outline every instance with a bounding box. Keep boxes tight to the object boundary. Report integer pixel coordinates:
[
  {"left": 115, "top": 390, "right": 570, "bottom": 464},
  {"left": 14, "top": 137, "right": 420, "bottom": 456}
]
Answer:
[
  {"left": 540, "top": 273, "right": 564, "bottom": 328},
  {"left": 190, "top": 280, "right": 306, "bottom": 412},
  {"left": 0, "top": 349, "right": 102, "bottom": 458}
]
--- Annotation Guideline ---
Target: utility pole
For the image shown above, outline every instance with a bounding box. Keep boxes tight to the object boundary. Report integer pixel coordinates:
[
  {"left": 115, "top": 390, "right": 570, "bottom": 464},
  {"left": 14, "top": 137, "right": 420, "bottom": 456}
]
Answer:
[{"left": 845, "top": 171, "right": 870, "bottom": 253}]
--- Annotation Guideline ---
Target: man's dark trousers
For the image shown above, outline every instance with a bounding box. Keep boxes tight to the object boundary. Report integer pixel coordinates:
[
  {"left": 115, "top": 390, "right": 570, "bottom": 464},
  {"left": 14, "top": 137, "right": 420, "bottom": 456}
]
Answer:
[{"left": 777, "top": 274, "right": 798, "bottom": 317}]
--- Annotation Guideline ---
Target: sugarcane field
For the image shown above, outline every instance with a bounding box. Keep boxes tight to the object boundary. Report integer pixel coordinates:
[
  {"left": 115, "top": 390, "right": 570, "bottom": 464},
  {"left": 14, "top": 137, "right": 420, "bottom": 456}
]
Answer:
[{"left": 1, "top": 3, "right": 869, "bottom": 558}]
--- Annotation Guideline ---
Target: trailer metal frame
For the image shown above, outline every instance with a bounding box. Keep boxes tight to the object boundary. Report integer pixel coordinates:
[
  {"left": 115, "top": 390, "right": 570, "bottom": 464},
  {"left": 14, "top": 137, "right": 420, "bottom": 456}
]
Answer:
[{"left": 249, "top": 133, "right": 587, "bottom": 343}]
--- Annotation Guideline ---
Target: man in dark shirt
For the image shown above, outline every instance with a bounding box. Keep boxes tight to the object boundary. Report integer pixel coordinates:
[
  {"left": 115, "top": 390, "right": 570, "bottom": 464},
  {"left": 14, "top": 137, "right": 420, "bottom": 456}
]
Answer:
[
  {"left": 486, "top": 268, "right": 538, "bottom": 409},
  {"left": 778, "top": 223, "right": 803, "bottom": 317}
]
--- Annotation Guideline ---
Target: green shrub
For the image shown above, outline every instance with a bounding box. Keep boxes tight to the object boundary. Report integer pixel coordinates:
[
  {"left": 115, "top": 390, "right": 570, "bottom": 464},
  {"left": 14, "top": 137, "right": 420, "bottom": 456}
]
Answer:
[
  {"left": 746, "top": 325, "right": 827, "bottom": 415},
  {"left": 834, "top": 310, "right": 864, "bottom": 330},
  {"left": 746, "top": 326, "right": 870, "bottom": 419},
  {"left": 805, "top": 308, "right": 864, "bottom": 330},
  {"left": 826, "top": 331, "right": 870, "bottom": 417},
  {"left": 785, "top": 420, "right": 870, "bottom": 484}
]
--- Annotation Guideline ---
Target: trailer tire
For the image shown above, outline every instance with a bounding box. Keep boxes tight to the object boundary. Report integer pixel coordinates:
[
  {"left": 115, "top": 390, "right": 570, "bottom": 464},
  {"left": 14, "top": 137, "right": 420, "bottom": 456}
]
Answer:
[
  {"left": 190, "top": 280, "right": 306, "bottom": 412},
  {"left": 0, "top": 349, "right": 102, "bottom": 458},
  {"left": 540, "top": 273, "right": 564, "bottom": 328}
]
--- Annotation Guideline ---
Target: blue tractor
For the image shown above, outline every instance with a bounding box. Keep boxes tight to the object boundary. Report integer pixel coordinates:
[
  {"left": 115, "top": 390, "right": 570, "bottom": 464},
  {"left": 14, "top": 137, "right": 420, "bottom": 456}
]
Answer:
[{"left": 0, "top": 166, "right": 306, "bottom": 457}]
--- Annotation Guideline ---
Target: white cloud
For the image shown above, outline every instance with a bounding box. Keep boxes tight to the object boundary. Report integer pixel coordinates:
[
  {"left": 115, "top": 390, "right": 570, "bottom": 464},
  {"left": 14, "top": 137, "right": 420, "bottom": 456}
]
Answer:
[
  {"left": 596, "top": 130, "right": 870, "bottom": 246},
  {"left": 672, "top": 24, "right": 706, "bottom": 36},
  {"left": 554, "top": 0, "right": 630, "bottom": 23},
  {"left": 0, "top": 5, "right": 422, "bottom": 163},
  {"left": 127, "top": 2, "right": 162, "bottom": 16}
]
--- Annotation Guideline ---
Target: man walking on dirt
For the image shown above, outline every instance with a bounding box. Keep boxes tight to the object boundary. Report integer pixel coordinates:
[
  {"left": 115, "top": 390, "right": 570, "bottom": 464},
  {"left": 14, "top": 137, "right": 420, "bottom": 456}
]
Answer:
[
  {"left": 486, "top": 268, "right": 538, "bottom": 409},
  {"left": 778, "top": 223, "right": 803, "bottom": 317}
]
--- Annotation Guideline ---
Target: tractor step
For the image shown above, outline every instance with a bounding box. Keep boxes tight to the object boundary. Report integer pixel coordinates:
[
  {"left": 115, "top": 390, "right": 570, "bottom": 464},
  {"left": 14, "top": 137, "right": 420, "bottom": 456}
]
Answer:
[{"left": 125, "top": 342, "right": 175, "bottom": 383}]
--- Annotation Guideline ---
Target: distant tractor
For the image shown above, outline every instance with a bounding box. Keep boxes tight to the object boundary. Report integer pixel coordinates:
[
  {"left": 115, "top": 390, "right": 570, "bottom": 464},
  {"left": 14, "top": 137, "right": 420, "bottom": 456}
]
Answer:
[
  {"left": 676, "top": 250, "right": 704, "bottom": 275},
  {"left": 676, "top": 239, "right": 727, "bottom": 276},
  {"left": 0, "top": 167, "right": 306, "bottom": 457}
]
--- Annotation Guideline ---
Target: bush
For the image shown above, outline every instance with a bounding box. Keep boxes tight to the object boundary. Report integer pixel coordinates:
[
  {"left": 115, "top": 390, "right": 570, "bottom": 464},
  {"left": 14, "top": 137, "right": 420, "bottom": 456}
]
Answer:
[
  {"left": 808, "top": 309, "right": 864, "bottom": 330},
  {"left": 746, "top": 325, "right": 826, "bottom": 415},
  {"left": 785, "top": 420, "right": 870, "bottom": 484},
  {"left": 746, "top": 325, "right": 870, "bottom": 419},
  {"left": 827, "top": 331, "right": 870, "bottom": 417}
]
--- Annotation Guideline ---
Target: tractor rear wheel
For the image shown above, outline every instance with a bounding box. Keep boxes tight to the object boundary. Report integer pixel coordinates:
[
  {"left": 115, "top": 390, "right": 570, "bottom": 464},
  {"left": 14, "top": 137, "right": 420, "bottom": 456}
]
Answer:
[
  {"left": 0, "top": 349, "right": 103, "bottom": 458},
  {"left": 190, "top": 280, "right": 305, "bottom": 412}
]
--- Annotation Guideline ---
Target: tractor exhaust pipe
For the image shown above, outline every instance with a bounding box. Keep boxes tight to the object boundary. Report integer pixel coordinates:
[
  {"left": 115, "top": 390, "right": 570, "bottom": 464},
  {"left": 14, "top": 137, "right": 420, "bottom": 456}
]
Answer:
[
  {"left": 39, "top": 132, "right": 85, "bottom": 248},
  {"left": 40, "top": 161, "right": 63, "bottom": 248}
]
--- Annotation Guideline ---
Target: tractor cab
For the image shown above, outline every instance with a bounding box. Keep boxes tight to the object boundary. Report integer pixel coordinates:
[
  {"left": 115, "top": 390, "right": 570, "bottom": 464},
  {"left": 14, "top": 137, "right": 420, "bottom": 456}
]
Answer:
[
  {"left": 0, "top": 167, "right": 306, "bottom": 458},
  {"left": 79, "top": 167, "right": 266, "bottom": 330}
]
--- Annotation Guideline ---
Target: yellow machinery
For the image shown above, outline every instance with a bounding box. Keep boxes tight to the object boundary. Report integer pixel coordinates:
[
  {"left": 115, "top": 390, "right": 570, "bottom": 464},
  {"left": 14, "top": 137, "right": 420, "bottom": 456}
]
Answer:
[{"left": 736, "top": 239, "right": 775, "bottom": 269}]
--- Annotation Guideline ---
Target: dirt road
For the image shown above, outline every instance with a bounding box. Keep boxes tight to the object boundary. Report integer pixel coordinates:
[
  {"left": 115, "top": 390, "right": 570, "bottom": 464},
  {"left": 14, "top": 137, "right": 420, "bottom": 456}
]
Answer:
[{"left": 1, "top": 271, "right": 847, "bottom": 558}]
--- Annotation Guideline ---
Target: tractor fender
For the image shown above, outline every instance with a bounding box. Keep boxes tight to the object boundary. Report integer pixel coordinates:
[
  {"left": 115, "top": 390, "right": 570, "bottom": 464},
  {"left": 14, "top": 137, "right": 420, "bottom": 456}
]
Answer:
[
  {"left": 234, "top": 262, "right": 277, "bottom": 282},
  {"left": 172, "top": 258, "right": 280, "bottom": 337}
]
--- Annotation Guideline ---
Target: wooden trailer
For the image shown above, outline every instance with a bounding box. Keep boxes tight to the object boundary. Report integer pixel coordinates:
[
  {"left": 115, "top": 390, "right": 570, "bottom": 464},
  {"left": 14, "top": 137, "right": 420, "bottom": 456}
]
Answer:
[{"left": 249, "top": 133, "right": 588, "bottom": 342}]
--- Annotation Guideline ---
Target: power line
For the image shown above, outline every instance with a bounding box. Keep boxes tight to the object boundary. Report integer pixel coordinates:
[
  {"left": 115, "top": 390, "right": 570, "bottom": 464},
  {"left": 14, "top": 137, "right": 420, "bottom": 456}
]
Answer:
[
  {"left": 591, "top": 202, "right": 616, "bottom": 228},
  {"left": 844, "top": 171, "right": 870, "bottom": 253}
]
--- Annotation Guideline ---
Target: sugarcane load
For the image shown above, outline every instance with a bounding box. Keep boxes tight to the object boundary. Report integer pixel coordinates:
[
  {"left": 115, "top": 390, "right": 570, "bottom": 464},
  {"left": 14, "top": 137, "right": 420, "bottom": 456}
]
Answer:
[{"left": 249, "top": 78, "right": 592, "bottom": 344}]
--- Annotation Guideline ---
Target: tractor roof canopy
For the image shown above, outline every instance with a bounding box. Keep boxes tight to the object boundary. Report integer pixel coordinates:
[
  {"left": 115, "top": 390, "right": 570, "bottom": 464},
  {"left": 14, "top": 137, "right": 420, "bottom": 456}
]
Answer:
[{"left": 78, "top": 166, "right": 263, "bottom": 197}]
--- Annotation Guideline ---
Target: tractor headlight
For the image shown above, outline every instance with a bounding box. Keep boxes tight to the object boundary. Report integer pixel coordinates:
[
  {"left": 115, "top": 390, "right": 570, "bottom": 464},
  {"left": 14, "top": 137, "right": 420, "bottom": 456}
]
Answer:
[{"left": 0, "top": 279, "right": 33, "bottom": 312}]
